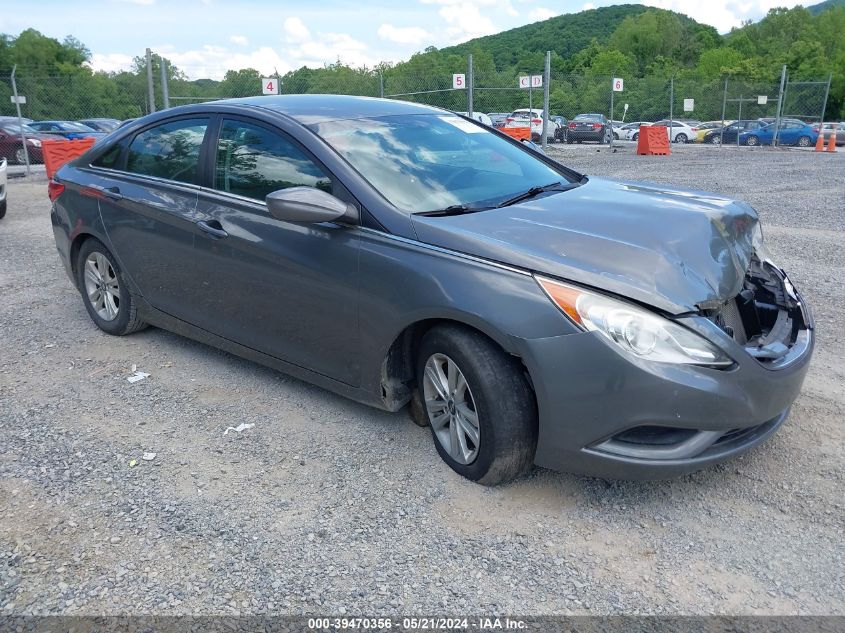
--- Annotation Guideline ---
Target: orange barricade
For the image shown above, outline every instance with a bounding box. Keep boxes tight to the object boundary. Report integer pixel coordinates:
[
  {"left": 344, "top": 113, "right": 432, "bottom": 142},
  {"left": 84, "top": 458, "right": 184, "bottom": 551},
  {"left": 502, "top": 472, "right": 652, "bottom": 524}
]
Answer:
[
  {"left": 636, "top": 125, "right": 671, "bottom": 156},
  {"left": 500, "top": 126, "right": 531, "bottom": 141},
  {"left": 42, "top": 138, "right": 97, "bottom": 179}
]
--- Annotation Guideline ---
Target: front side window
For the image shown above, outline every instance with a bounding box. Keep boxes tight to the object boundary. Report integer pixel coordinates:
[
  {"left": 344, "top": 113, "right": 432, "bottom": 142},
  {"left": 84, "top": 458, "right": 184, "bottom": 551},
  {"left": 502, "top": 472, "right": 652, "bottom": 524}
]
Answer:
[
  {"left": 313, "top": 114, "right": 576, "bottom": 213},
  {"left": 93, "top": 143, "right": 123, "bottom": 169},
  {"left": 126, "top": 118, "right": 208, "bottom": 184},
  {"left": 215, "top": 120, "right": 331, "bottom": 201}
]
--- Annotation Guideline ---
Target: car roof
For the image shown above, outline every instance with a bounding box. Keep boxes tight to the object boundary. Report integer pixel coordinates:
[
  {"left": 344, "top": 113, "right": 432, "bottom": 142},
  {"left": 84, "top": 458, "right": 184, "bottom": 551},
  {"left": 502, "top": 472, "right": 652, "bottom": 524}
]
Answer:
[{"left": 206, "top": 94, "right": 444, "bottom": 125}]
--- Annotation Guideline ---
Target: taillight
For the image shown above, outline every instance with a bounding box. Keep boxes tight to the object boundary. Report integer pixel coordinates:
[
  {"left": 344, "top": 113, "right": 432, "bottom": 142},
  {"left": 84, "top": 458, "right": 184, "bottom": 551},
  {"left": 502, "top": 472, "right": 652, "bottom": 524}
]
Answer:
[
  {"left": 48, "top": 180, "right": 65, "bottom": 202},
  {"left": 568, "top": 123, "right": 576, "bottom": 129},
  {"left": 592, "top": 123, "right": 601, "bottom": 129},
  {"left": 531, "top": 118, "right": 542, "bottom": 124}
]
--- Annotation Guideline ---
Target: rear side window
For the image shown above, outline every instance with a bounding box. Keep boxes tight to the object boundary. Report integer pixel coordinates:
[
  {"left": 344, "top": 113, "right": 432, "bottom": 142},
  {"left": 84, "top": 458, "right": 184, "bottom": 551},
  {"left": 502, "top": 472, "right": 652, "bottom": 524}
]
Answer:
[
  {"left": 214, "top": 119, "right": 331, "bottom": 201},
  {"left": 92, "top": 143, "right": 122, "bottom": 169},
  {"left": 126, "top": 118, "right": 209, "bottom": 185}
]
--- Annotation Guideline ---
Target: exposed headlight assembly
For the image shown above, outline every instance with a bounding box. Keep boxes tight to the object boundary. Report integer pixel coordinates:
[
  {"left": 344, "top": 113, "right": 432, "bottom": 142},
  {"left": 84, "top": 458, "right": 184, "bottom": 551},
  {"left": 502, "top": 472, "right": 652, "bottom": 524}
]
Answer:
[
  {"left": 27, "top": 138, "right": 42, "bottom": 147},
  {"left": 536, "top": 276, "right": 733, "bottom": 368}
]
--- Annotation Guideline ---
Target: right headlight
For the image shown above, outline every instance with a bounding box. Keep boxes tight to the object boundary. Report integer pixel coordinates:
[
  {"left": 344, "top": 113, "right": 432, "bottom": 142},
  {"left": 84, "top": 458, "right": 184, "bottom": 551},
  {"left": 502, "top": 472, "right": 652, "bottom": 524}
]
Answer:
[{"left": 536, "top": 276, "right": 733, "bottom": 368}]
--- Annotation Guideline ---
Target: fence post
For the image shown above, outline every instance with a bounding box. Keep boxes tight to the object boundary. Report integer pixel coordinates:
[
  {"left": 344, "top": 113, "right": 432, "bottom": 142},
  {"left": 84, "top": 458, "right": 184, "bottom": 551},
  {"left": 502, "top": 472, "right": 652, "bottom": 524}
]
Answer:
[
  {"left": 160, "top": 57, "right": 170, "bottom": 109},
  {"left": 541, "top": 51, "right": 550, "bottom": 151},
  {"left": 379, "top": 72, "right": 384, "bottom": 98},
  {"left": 668, "top": 75, "right": 674, "bottom": 143},
  {"left": 10, "top": 65, "right": 31, "bottom": 175},
  {"left": 719, "top": 78, "right": 728, "bottom": 148},
  {"left": 467, "top": 54, "right": 473, "bottom": 116},
  {"left": 145, "top": 48, "right": 156, "bottom": 114},
  {"left": 609, "top": 72, "right": 615, "bottom": 147},
  {"left": 819, "top": 73, "right": 832, "bottom": 126},
  {"left": 773, "top": 64, "right": 787, "bottom": 147}
]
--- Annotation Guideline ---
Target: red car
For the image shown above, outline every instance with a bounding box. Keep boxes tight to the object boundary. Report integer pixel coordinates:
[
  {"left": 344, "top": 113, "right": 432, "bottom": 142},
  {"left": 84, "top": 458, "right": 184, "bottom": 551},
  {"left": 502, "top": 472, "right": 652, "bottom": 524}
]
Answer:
[{"left": 0, "top": 122, "right": 51, "bottom": 164}]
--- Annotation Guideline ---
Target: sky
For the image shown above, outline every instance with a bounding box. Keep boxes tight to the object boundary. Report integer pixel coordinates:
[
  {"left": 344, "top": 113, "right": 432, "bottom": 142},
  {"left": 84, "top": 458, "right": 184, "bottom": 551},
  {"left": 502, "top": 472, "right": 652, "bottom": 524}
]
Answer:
[{"left": 0, "top": 0, "right": 812, "bottom": 79}]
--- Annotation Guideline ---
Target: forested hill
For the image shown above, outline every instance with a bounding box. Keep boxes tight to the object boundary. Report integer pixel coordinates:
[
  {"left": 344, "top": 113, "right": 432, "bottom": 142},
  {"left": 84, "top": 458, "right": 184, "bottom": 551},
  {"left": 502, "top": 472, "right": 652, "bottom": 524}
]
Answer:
[
  {"left": 433, "top": 4, "right": 718, "bottom": 72},
  {"left": 808, "top": 0, "right": 845, "bottom": 15},
  {"left": 437, "top": 4, "right": 650, "bottom": 67}
]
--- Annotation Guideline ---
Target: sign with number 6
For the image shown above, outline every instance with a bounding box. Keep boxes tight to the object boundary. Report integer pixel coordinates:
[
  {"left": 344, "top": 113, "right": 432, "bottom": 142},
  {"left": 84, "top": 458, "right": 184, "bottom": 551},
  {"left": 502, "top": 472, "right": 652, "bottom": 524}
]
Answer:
[
  {"left": 613, "top": 78, "right": 624, "bottom": 92},
  {"left": 262, "top": 78, "right": 279, "bottom": 95},
  {"left": 452, "top": 74, "right": 465, "bottom": 89}
]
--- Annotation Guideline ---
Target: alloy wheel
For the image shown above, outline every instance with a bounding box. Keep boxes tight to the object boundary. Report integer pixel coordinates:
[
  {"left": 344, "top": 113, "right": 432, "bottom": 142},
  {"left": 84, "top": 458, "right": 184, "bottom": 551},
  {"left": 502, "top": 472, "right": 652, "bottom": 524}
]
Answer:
[
  {"left": 422, "top": 353, "right": 480, "bottom": 465},
  {"left": 83, "top": 251, "right": 120, "bottom": 321},
  {"left": 14, "top": 148, "right": 27, "bottom": 164},
  {"left": 797, "top": 136, "right": 810, "bottom": 147},
  {"left": 746, "top": 136, "right": 759, "bottom": 146}
]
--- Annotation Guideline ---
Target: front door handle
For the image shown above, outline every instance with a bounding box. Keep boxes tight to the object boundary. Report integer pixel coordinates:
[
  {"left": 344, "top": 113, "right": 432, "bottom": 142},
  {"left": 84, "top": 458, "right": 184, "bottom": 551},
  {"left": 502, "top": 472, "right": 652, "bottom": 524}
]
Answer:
[
  {"left": 90, "top": 184, "right": 124, "bottom": 200},
  {"left": 196, "top": 219, "right": 228, "bottom": 239}
]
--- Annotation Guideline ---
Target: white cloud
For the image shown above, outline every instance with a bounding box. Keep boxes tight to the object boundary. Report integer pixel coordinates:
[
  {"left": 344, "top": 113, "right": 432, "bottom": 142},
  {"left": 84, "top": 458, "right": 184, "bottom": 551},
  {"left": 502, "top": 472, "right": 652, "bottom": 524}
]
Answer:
[
  {"left": 438, "top": 3, "right": 499, "bottom": 42},
  {"left": 115, "top": 0, "right": 156, "bottom": 4},
  {"left": 378, "top": 23, "right": 432, "bottom": 45},
  {"left": 283, "top": 16, "right": 311, "bottom": 43},
  {"left": 88, "top": 52, "right": 135, "bottom": 73},
  {"left": 582, "top": 2, "right": 595, "bottom": 10},
  {"left": 528, "top": 7, "right": 557, "bottom": 21},
  {"left": 142, "top": 44, "right": 292, "bottom": 80},
  {"left": 229, "top": 35, "right": 248, "bottom": 46}
]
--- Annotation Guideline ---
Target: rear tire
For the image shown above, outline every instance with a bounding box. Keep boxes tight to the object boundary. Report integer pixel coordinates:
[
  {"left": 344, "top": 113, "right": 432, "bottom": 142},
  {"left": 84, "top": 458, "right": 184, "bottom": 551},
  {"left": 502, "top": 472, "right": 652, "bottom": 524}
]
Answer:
[
  {"left": 675, "top": 133, "right": 688, "bottom": 144},
  {"left": 76, "top": 238, "right": 147, "bottom": 336},
  {"left": 797, "top": 136, "right": 811, "bottom": 147},
  {"left": 0, "top": 199, "right": 6, "bottom": 220},
  {"left": 632, "top": 132, "right": 639, "bottom": 142},
  {"left": 745, "top": 135, "right": 759, "bottom": 147},
  {"left": 416, "top": 325, "right": 537, "bottom": 485}
]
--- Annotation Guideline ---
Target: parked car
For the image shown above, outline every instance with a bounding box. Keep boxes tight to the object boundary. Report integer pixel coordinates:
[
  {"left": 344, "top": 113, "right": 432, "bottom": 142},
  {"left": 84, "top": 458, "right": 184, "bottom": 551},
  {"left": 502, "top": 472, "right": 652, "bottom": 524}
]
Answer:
[
  {"left": 817, "top": 122, "right": 845, "bottom": 146},
  {"left": 457, "top": 112, "right": 493, "bottom": 127},
  {"left": 505, "top": 109, "right": 555, "bottom": 143},
  {"left": 0, "top": 156, "right": 6, "bottom": 219},
  {"left": 703, "top": 120, "right": 763, "bottom": 145},
  {"left": 50, "top": 95, "right": 814, "bottom": 484},
  {"left": 78, "top": 118, "right": 123, "bottom": 133},
  {"left": 0, "top": 122, "right": 50, "bottom": 164},
  {"left": 551, "top": 116, "right": 568, "bottom": 142},
  {"left": 695, "top": 121, "right": 733, "bottom": 143},
  {"left": 0, "top": 115, "right": 33, "bottom": 125},
  {"left": 28, "top": 121, "right": 106, "bottom": 140},
  {"left": 487, "top": 113, "right": 511, "bottom": 129},
  {"left": 616, "top": 121, "right": 651, "bottom": 141},
  {"left": 739, "top": 121, "right": 818, "bottom": 147},
  {"left": 652, "top": 119, "right": 697, "bottom": 143},
  {"left": 567, "top": 113, "right": 611, "bottom": 144}
]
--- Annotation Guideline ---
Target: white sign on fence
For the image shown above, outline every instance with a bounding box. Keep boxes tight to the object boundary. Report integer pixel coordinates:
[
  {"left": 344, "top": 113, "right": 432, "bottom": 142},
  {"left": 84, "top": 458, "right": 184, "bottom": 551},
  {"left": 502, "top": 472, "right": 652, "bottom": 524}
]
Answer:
[
  {"left": 452, "top": 73, "right": 465, "bottom": 89},
  {"left": 612, "top": 78, "right": 624, "bottom": 92},
  {"left": 10, "top": 95, "right": 26, "bottom": 104},
  {"left": 683, "top": 98, "right": 695, "bottom": 112},
  {"left": 518, "top": 76, "right": 530, "bottom": 89},
  {"left": 531, "top": 75, "right": 543, "bottom": 88},
  {"left": 758, "top": 95, "right": 768, "bottom": 105},
  {"left": 261, "top": 78, "right": 279, "bottom": 95}
]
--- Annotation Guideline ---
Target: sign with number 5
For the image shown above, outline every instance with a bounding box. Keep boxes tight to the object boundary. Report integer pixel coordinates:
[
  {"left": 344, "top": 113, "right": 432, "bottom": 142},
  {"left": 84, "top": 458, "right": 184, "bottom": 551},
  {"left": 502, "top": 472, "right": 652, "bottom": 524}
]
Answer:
[
  {"left": 262, "top": 78, "right": 279, "bottom": 95},
  {"left": 612, "top": 78, "right": 624, "bottom": 92},
  {"left": 452, "top": 74, "right": 465, "bottom": 89}
]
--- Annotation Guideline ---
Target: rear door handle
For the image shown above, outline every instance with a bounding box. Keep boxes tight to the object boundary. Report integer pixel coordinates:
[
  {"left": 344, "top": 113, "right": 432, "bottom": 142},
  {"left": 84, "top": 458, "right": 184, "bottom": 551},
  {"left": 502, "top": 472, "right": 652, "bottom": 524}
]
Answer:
[
  {"left": 196, "top": 219, "right": 228, "bottom": 239},
  {"left": 90, "top": 185, "right": 124, "bottom": 200}
]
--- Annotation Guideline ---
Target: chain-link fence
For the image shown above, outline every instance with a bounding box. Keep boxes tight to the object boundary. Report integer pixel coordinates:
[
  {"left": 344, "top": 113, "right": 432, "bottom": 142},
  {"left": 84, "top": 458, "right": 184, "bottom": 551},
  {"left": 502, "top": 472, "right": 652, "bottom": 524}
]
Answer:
[{"left": 0, "top": 54, "right": 835, "bottom": 173}]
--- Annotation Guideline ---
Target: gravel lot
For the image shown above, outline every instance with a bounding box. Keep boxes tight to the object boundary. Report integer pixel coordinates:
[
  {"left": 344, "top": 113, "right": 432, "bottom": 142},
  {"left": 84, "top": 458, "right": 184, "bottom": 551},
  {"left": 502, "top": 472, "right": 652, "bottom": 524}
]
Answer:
[{"left": 1, "top": 145, "right": 843, "bottom": 616}]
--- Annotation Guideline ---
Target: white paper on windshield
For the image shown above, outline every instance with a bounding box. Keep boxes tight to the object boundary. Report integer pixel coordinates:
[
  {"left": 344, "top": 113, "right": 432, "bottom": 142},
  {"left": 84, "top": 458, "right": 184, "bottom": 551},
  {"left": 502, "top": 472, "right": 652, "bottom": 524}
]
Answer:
[{"left": 439, "top": 116, "right": 484, "bottom": 133}]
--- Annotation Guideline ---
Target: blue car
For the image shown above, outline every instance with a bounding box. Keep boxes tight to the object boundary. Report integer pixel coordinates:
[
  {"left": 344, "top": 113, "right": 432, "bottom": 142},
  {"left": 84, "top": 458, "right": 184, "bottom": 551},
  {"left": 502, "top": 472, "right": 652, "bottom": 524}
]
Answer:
[
  {"left": 739, "top": 121, "right": 818, "bottom": 147},
  {"left": 28, "top": 120, "right": 106, "bottom": 141}
]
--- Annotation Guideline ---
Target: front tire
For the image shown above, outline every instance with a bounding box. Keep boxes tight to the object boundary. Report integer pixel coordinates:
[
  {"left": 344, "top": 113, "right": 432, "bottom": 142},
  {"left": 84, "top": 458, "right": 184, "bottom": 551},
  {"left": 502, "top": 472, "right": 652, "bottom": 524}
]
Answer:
[
  {"left": 417, "top": 325, "right": 537, "bottom": 485},
  {"left": 0, "top": 199, "right": 6, "bottom": 219},
  {"left": 675, "top": 133, "right": 688, "bottom": 144},
  {"left": 76, "top": 238, "right": 146, "bottom": 336},
  {"left": 632, "top": 132, "right": 639, "bottom": 142},
  {"left": 745, "top": 135, "right": 759, "bottom": 147}
]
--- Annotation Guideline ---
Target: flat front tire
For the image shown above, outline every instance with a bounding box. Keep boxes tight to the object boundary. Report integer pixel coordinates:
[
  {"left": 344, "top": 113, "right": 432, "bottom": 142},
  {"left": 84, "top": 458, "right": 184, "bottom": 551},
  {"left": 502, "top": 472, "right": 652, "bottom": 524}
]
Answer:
[
  {"left": 416, "top": 325, "right": 537, "bottom": 485},
  {"left": 76, "top": 238, "right": 146, "bottom": 336}
]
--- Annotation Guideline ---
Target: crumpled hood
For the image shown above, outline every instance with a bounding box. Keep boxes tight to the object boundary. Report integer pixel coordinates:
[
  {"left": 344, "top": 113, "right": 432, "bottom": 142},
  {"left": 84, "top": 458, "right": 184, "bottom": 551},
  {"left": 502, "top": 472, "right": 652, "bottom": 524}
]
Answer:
[{"left": 410, "top": 177, "right": 759, "bottom": 314}]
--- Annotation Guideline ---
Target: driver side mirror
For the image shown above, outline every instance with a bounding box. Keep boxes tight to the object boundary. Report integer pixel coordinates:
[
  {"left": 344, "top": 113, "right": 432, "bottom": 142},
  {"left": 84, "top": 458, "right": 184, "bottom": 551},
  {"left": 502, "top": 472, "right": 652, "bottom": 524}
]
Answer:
[{"left": 265, "top": 187, "right": 359, "bottom": 224}]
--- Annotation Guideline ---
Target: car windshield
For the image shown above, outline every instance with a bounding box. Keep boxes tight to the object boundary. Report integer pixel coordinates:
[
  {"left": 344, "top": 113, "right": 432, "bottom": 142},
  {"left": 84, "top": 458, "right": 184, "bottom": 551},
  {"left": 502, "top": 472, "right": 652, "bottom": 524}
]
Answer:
[
  {"left": 60, "top": 122, "right": 96, "bottom": 132},
  {"left": 313, "top": 114, "right": 577, "bottom": 213}
]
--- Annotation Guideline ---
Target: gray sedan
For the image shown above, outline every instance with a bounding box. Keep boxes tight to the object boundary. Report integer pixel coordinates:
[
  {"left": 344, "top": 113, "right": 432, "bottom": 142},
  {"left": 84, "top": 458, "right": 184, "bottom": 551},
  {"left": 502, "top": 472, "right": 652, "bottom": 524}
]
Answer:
[{"left": 49, "top": 95, "right": 814, "bottom": 484}]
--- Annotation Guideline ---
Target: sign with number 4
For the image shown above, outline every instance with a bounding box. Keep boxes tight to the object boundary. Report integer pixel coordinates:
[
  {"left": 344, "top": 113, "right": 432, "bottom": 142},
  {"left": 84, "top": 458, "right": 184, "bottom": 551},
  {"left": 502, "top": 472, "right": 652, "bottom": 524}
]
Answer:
[
  {"left": 262, "top": 78, "right": 279, "bottom": 95},
  {"left": 453, "top": 74, "right": 465, "bottom": 89},
  {"left": 613, "top": 78, "right": 624, "bottom": 92}
]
